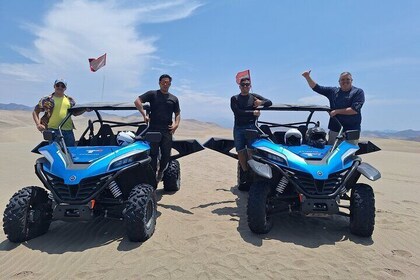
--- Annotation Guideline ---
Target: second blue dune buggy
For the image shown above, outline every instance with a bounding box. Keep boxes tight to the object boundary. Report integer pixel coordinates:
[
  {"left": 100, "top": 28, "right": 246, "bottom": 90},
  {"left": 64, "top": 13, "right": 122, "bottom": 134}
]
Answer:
[{"left": 204, "top": 104, "right": 381, "bottom": 237}]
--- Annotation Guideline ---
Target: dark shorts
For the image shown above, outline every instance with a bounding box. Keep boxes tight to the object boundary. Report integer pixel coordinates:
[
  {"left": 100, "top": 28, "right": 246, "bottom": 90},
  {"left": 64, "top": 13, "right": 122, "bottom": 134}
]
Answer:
[{"left": 233, "top": 123, "right": 256, "bottom": 152}]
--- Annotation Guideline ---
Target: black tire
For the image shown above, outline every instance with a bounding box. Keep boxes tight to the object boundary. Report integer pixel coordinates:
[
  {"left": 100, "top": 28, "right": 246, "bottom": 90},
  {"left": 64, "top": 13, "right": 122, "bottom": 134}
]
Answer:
[
  {"left": 247, "top": 181, "right": 273, "bottom": 234},
  {"left": 3, "top": 186, "right": 52, "bottom": 243},
  {"left": 163, "top": 160, "right": 180, "bottom": 192},
  {"left": 124, "top": 184, "right": 157, "bottom": 242},
  {"left": 350, "top": 183, "right": 375, "bottom": 237}
]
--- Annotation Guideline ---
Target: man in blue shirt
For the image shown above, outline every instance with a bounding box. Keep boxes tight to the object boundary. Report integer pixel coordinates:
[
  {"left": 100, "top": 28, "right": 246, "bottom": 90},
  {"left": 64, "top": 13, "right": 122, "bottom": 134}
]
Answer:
[{"left": 302, "top": 70, "right": 365, "bottom": 144}]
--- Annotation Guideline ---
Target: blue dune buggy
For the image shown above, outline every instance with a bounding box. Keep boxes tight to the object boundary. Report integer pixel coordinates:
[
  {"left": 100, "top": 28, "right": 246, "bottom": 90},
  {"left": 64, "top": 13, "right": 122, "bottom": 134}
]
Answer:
[
  {"left": 3, "top": 102, "right": 204, "bottom": 242},
  {"left": 204, "top": 104, "right": 381, "bottom": 237}
]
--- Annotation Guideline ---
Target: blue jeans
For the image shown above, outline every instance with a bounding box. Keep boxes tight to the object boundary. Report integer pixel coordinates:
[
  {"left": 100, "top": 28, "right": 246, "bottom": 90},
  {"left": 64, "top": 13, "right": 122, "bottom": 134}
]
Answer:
[
  {"left": 233, "top": 123, "right": 256, "bottom": 152},
  {"left": 50, "top": 129, "right": 76, "bottom": 147}
]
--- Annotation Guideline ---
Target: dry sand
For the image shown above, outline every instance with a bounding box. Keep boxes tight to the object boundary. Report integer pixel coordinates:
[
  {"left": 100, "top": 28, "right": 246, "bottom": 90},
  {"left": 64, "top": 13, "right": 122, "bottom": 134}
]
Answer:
[{"left": 0, "top": 110, "right": 419, "bottom": 279}]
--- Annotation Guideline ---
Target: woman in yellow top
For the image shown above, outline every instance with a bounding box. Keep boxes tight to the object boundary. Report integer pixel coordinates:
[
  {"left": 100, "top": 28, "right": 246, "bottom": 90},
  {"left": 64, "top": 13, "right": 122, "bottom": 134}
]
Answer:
[{"left": 32, "top": 79, "right": 76, "bottom": 146}]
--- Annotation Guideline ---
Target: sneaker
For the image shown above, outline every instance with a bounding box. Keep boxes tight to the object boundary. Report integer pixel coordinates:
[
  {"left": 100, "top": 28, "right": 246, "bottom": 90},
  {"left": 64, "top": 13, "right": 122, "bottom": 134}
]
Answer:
[{"left": 156, "top": 171, "right": 164, "bottom": 182}]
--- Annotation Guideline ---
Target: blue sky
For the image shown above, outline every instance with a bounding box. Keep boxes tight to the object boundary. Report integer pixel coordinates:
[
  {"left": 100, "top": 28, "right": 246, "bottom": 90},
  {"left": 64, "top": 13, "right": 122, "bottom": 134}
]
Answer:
[{"left": 1, "top": 0, "right": 419, "bottom": 131}]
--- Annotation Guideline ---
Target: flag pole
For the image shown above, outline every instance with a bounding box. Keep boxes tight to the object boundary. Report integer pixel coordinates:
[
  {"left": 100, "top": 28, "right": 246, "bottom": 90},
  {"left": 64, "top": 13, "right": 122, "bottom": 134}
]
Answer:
[{"left": 101, "top": 73, "right": 105, "bottom": 101}]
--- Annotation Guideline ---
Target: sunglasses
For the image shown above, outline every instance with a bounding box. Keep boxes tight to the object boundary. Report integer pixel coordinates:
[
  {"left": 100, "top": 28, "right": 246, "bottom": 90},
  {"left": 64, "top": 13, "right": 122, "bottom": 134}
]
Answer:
[
  {"left": 340, "top": 78, "right": 352, "bottom": 82},
  {"left": 55, "top": 83, "right": 66, "bottom": 88},
  {"left": 240, "top": 83, "right": 251, "bottom": 87}
]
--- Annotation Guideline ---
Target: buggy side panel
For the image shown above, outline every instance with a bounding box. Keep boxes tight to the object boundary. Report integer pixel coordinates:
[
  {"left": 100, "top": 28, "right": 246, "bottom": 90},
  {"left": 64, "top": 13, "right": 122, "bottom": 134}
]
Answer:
[
  {"left": 356, "top": 141, "right": 381, "bottom": 155},
  {"left": 170, "top": 139, "right": 205, "bottom": 160},
  {"left": 32, "top": 141, "right": 49, "bottom": 154},
  {"left": 203, "top": 138, "right": 237, "bottom": 160}
]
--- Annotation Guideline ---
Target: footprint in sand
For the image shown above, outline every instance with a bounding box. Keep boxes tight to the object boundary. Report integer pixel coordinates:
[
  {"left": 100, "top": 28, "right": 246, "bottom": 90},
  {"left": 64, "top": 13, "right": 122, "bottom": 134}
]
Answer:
[
  {"left": 12, "top": 271, "right": 35, "bottom": 278},
  {"left": 402, "top": 200, "right": 418, "bottom": 205},
  {"left": 384, "top": 268, "right": 405, "bottom": 277},
  {"left": 392, "top": 249, "right": 413, "bottom": 258}
]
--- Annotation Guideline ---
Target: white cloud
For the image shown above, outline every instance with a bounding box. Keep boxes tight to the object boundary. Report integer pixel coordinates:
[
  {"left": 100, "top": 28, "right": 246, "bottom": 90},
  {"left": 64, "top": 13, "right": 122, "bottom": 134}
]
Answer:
[{"left": 0, "top": 0, "right": 202, "bottom": 104}]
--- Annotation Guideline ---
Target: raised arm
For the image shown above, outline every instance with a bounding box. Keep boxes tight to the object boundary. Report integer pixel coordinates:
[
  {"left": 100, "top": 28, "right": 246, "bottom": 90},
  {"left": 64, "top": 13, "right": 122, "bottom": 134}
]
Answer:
[{"left": 302, "top": 70, "right": 317, "bottom": 89}]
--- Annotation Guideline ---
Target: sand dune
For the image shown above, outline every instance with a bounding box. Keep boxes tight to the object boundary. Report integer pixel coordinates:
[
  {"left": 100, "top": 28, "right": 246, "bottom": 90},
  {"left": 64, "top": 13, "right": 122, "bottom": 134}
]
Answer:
[{"left": 0, "top": 110, "right": 419, "bottom": 279}]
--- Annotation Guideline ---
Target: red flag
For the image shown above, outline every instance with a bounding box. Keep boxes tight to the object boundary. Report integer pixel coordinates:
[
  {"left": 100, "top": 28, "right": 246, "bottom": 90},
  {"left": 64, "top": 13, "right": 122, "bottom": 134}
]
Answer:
[
  {"left": 235, "top": 69, "right": 251, "bottom": 84},
  {"left": 88, "top": 53, "right": 107, "bottom": 72}
]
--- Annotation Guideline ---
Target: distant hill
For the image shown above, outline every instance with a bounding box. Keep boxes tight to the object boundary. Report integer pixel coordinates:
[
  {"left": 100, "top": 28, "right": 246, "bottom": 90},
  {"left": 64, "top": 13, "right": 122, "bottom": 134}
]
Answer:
[
  {"left": 362, "top": 130, "right": 420, "bottom": 142},
  {"left": 0, "top": 103, "right": 32, "bottom": 111}
]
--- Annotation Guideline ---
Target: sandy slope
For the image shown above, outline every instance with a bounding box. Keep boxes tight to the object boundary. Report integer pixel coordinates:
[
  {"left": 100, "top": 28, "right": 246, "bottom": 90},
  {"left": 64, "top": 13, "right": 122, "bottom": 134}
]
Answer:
[{"left": 0, "top": 110, "right": 419, "bottom": 279}]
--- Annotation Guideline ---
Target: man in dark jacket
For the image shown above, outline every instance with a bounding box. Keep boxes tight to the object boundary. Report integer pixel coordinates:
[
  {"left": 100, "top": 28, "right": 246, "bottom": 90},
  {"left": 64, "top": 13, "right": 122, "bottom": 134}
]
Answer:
[
  {"left": 231, "top": 77, "right": 272, "bottom": 191},
  {"left": 134, "top": 74, "right": 181, "bottom": 182},
  {"left": 302, "top": 70, "right": 365, "bottom": 145}
]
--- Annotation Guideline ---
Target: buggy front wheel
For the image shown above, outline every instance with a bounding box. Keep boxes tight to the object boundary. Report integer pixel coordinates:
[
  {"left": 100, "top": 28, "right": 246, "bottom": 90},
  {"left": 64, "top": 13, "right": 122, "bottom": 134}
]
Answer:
[
  {"left": 3, "top": 186, "right": 52, "bottom": 243},
  {"left": 124, "top": 184, "right": 157, "bottom": 242},
  {"left": 247, "top": 181, "right": 273, "bottom": 234},
  {"left": 350, "top": 183, "right": 375, "bottom": 237}
]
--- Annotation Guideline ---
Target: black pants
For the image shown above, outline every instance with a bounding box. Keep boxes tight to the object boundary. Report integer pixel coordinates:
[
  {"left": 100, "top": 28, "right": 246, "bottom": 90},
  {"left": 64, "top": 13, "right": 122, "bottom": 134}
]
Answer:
[{"left": 150, "top": 128, "right": 172, "bottom": 173}]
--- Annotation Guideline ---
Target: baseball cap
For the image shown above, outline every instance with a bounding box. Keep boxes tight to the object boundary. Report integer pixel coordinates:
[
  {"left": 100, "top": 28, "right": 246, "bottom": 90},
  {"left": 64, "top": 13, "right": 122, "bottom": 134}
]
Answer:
[{"left": 54, "top": 79, "right": 67, "bottom": 87}]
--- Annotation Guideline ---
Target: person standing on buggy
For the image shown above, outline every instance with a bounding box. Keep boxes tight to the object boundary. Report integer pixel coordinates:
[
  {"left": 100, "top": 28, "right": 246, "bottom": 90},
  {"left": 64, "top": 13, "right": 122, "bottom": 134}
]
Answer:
[
  {"left": 231, "top": 76, "right": 272, "bottom": 191},
  {"left": 32, "top": 79, "right": 76, "bottom": 146},
  {"left": 301, "top": 70, "right": 365, "bottom": 145},
  {"left": 134, "top": 74, "right": 181, "bottom": 182}
]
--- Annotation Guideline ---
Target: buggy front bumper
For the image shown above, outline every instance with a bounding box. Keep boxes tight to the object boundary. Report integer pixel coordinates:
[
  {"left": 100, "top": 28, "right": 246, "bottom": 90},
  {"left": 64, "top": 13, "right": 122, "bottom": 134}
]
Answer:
[
  {"left": 300, "top": 196, "right": 340, "bottom": 215},
  {"left": 53, "top": 203, "right": 95, "bottom": 221}
]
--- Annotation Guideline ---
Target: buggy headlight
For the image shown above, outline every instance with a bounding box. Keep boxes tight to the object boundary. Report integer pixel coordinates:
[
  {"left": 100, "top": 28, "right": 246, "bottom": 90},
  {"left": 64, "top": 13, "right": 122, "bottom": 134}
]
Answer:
[
  {"left": 266, "top": 153, "right": 287, "bottom": 165},
  {"left": 255, "top": 147, "right": 288, "bottom": 166},
  {"left": 341, "top": 148, "right": 358, "bottom": 165},
  {"left": 108, "top": 151, "right": 147, "bottom": 171}
]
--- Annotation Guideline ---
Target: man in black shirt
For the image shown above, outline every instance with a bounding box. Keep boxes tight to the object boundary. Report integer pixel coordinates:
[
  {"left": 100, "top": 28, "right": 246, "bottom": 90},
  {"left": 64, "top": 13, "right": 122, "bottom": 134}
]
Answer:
[
  {"left": 134, "top": 74, "right": 181, "bottom": 181},
  {"left": 231, "top": 77, "right": 272, "bottom": 190},
  {"left": 302, "top": 70, "right": 365, "bottom": 145}
]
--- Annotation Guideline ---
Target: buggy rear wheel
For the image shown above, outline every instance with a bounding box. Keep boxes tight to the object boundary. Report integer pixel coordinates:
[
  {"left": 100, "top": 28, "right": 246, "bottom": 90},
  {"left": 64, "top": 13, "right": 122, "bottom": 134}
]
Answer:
[
  {"left": 350, "top": 183, "right": 375, "bottom": 237},
  {"left": 3, "top": 186, "right": 52, "bottom": 243},
  {"left": 163, "top": 159, "right": 180, "bottom": 192},
  {"left": 247, "top": 181, "right": 273, "bottom": 234},
  {"left": 124, "top": 184, "right": 157, "bottom": 242}
]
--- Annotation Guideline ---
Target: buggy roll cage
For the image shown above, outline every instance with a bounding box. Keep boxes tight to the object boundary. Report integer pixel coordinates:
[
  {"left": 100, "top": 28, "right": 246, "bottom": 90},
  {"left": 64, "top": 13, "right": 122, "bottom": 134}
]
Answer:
[
  {"left": 256, "top": 103, "right": 330, "bottom": 128},
  {"left": 38, "top": 102, "right": 204, "bottom": 162},
  {"left": 204, "top": 103, "right": 380, "bottom": 158},
  {"left": 254, "top": 104, "right": 330, "bottom": 140},
  {"left": 48, "top": 102, "right": 152, "bottom": 156}
]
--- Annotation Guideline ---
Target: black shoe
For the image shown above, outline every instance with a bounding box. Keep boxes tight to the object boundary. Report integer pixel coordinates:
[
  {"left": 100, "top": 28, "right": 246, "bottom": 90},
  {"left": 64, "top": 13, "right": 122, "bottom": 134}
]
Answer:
[
  {"left": 238, "top": 182, "right": 250, "bottom": 192},
  {"left": 239, "top": 170, "right": 249, "bottom": 184}
]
